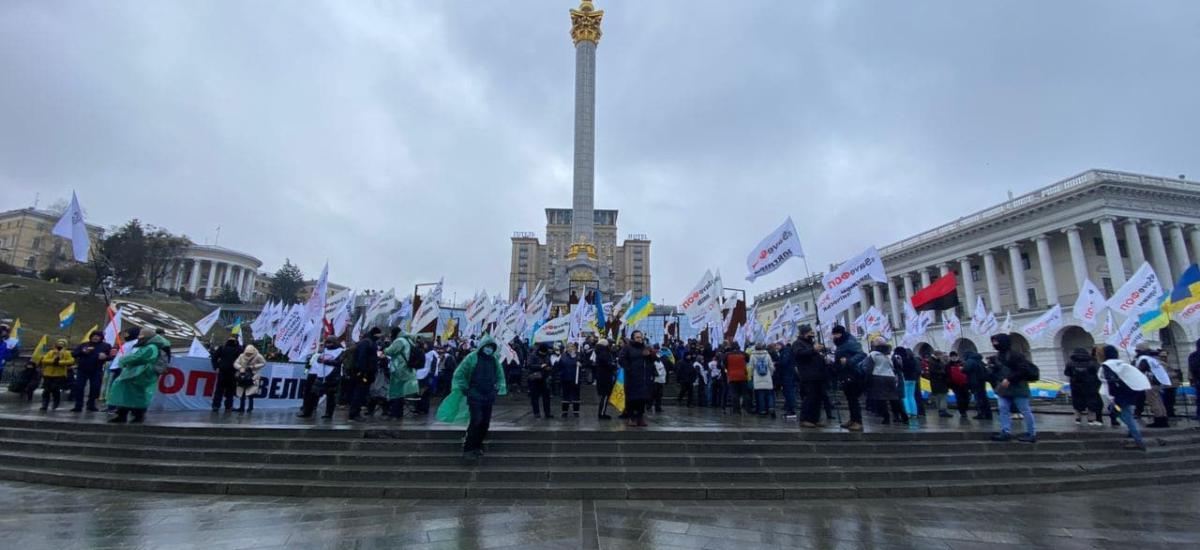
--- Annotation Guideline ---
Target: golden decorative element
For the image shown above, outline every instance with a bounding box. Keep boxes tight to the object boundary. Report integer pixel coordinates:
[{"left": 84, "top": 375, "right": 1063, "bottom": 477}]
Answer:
[
  {"left": 570, "top": 0, "right": 603, "bottom": 45},
  {"left": 566, "top": 242, "right": 598, "bottom": 260}
]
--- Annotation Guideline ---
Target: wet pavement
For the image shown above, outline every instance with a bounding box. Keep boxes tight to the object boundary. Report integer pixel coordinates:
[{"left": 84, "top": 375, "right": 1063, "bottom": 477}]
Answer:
[{"left": 1, "top": 479, "right": 1197, "bottom": 549}]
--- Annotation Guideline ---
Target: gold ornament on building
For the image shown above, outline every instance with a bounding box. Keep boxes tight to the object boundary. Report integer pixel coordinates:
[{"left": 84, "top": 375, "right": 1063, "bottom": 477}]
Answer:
[
  {"left": 566, "top": 241, "right": 598, "bottom": 260},
  {"left": 570, "top": 0, "right": 603, "bottom": 45}
]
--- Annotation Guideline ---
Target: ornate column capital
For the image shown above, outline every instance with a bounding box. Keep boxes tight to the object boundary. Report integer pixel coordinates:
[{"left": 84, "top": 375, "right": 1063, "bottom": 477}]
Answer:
[
  {"left": 1033, "top": 233, "right": 1051, "bottom": 243},
  {"left": 1093, "top": 215, "right": 1118, "bottom": 225},
  {"left": 1144, "top": 219, "right": 1164, "bottom": 228},
  {"left": 955, "top": 256, "right": 972, "bottom": 264},
  {"left": 1004, "top": 242, "right": 1022, "bottom": 251},
  {"left": 981, "top": 248, "right": 996, "bottom": 258},
  {"left": 570, "top": 1, "right": 604, "bottom": 44},
  {"left": 1060, "top": 225, "right": 1081, "bottom": 236},
  {"left": 1166, "top": 221, "right": 1187, "bottom": 231},
  {"left": 1122, "top": 217, "right": 1141, "bottom": 227}
]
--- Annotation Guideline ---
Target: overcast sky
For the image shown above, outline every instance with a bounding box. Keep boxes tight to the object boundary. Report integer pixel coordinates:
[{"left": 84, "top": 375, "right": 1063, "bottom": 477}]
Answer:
[{"left": 2, "top": 1, "right": 1198, "bottom": 305}]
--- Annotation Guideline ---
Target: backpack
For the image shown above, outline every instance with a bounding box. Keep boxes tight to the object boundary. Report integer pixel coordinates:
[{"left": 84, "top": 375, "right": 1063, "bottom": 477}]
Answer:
[
  {"left": 151, "top": 346, "right": 171, "bottom": 375},
  {"left": 1025, "top": 361, "right": 1040, "bottom": 383},
  {"left": 408, "top": 344, "right": 425, "bottom": 371},
  {"left": 754, "top": 356, "right": 770, "bottom": 377},
  {"left": 948, "top": 364, "right": 967, "bottom": 387}
]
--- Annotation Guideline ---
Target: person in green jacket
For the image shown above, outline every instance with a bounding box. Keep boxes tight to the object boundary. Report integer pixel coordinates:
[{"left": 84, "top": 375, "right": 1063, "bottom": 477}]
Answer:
[
  {"left": 384, "top": 327, "right": 419, "bottom": 419},
  {"left": 108, "top": 330, "right": 170, "bottom": 424},
  {"left": 436, "top": 335, "right": 506, "bottom": 460}
]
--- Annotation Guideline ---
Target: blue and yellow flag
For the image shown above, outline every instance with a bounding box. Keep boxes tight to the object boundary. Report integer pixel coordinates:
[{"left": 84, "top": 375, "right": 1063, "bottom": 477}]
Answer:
[
  {"left": 1139, "top": 294, "right": 1171, "bottom": 335},
  {"left": 622, "top": 296, "right": 653, "bottom": 327},
  {"left": 608, "top": 368, "right": 626, "bottom": 413},
  {"left": 1167, "top": 264, "right": 1200, "bottom": 315},
  {"left": 58, "top": 303, "right": 76, "bottom": 329},
  {"left": 5, "top": 319, "right": 20, "bottom": 345},
  {"left": 594, "top": 290, "right": 606, "bottom": 328},
  {"left": 29, "top": 334, "right": 49, "bottom": 363},
  {"left": 78, "top": 325, "right": 99, "bottom": 343}
]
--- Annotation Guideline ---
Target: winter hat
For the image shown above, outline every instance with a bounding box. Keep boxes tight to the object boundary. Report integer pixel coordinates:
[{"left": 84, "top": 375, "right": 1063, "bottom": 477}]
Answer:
[
  {"left": 871, "top": 336, "right": 888, "bottom": 348},
  {"left": 1102, "top": 345, "right": 1120, "bottom": 360},
  {"left": 831, "top": 325, "right": 846, "bottom": 336},
  {"left": 798, "top": 324, "right": 813, "bottom": 335},
  {"left": 126, "top": 327, "right": 142, "bottom": 340},
  {"left": 55, "top": 338, "right": 68, "bottom": 347},
  {"left": 1134, "top": 341, "right": 1151, "bottom": 352},
  {"left": 991, "top": 333, "right": 1011, "bottom": 352},
  {"left": 597, "top": 338, "right": 609, "bottom": 347}
]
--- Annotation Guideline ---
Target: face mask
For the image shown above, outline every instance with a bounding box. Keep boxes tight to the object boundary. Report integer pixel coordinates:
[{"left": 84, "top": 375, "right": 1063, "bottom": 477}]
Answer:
[{"left": 481, "top": 347, "right": 494, "bottom": 356}]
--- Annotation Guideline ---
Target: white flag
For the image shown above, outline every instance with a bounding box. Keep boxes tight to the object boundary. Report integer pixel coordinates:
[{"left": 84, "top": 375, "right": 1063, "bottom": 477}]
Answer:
[
  {"left": 187, "top": 338, "right": 210, "bottom": 358},
  {"left": 817, "top": 286, "right": 860, "bottom": 325},
  {"left": 103, "top": 307, "right": 123, "bottom": 347},
  {"left": 195, "top": 307, "right": 221, "bottom": 336},
  {"left": 351, "top": 314, "right": 364, "bottom": 342},
  {"left": 970, "top": 295, "right": 989, "bottom": 335},
  {"left": 1106, "top": 262, "right": 1164, "bottom": 317},
  {"left": 821, "top": 246, "right": 888, "bottom": 296},
  {"left": 745, "top": 217, "right": 804, "bottom": 282},
  {"left": 1072, "top": 279, "right": 1106, "bottom": 331},
  {"left": 411, "top": 280, "right": 443, "bottom": 334},
  {"left": 943, "top": 310, "right": 962, "bottom": 339},
  {"left": 612, "top": 290, "right": 634, "bottom": 319},
  {"left": 1101, "top": 310, "right": 1116, "bottom": 338},
  {"left": 1000, "top": 312, "right": 1013, "bottom": 334},
  {"left": 681, "top": 270, "right": 721, "bottom": 328},
  {"left": 1020, "top": 304, "right": 1063, "bottom": 341},
  {"left": 51, "top": 191, "right": 91, "bottom": 263},
  {"left": 1108, "top": 314, "right": 1144, "bottom": 354},
  {"left": 532, "top": 316, "right": 571, "bottom": 344}
]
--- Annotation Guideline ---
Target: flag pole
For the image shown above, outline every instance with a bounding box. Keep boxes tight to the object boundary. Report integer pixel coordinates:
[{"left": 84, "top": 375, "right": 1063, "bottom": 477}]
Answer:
[{"left": 800, "top": 256, "right": 825, "bottom": 346}]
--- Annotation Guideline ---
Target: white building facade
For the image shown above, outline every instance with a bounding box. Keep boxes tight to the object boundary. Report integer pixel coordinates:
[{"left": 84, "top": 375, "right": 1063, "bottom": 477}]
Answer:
[
  {"left": 755, "top": 169, "right": 1200, "bottom": 377},
  {"left": 167, "top": 245, "right": 263, "bottom": 302}
]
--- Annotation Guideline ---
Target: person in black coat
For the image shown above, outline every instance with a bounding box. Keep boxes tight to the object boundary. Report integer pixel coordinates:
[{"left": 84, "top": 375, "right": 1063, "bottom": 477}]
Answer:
[
  {"left": 675, "top": 353, "right": 697, "bottom": 407},
  {"left": 70, "top": 331, "right": 112, "bottom": 412},
  {"left": 776, "top": 341, "right": 798, "bottom": 419},
  {"left": 593, "top": 339, "right": 616, "bottom": 419},
  {"left": 1064, "top": 347, "right": 1103, "bottom": 425},
  {"left": 1190, "top": 339, "right": 1200, "bottom": 422},
  {"left": 526, "top": 344, "right": 553, "bottom": 419},
  {"left": 558, "top": 344, "right": 581, "bottom": 418},
  {"left": 793, "top": 325, "right": 827, "bottom": 427},
  {"left": 961, "top": 350, "right": 992, "bottom": 420},
  {"left": 618, "top": 330, "right": 655, "bottom": 427},
  {"left": 831, "top": 326, "right": 866, "bottom": 431},
  {"left": 210, "top": 337, "right": 243, "bottom": 412},
  {"left": 347, "top": 327, "right": 381, "bottom": 422}
]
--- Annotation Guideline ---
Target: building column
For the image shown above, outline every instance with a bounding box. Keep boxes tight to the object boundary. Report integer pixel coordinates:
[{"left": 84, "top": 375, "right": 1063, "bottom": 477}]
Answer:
[
  {"left": 857, "top": 286, "right": 870, "bottom": 319},
  {"left": 1190, "top": 226, "right": 1200, "bottom": 271},
  {"left": 1122, "top": 218, "right": 1146, "bottom": 268},
  {"left": 248, "top": 272, "right": 257, "bottom": 301},
  {"left": 982, "top": 250, "right": 1001, "bottom": 311},
  {"left": 1145, "top": 220, "right": 1173, "bottom": 284},
  {"left": 189, "top": 260, "right": 201, "bottom": 293},
  {"left": 871, "top": 284, "right": 884, "bottom": 310},
  {"left": 886, "top": 278, "right": 901, "bottom": 327},
  {"left": 1167, "top": 223, "right": 1191, "bottom": 281},
  {"left": 1096, "top": 216, "right": 1126, "bottom": 287},
  {"left": 1006, "top": 243, "right": 1030, "bottom": 310},
  {"left": 233, "top": 267, "right": 245, "bottom": 300},
  {"left": 1061, "top": 225, "right": 1088, "bottom": 290},
  {"left": 173, "top": 261, "right": 184, "bottom": 291},
  {"left": 1034, "top": 234, "right": 1059, "bottom": 305},
  {"left": 919, "top": 268, "right": 931, "bottom": 288},
  {"left": 902, "top": 274, "right": 915, "bottom": 321},
  {"left": 205, "top": 260, "right": 218, "bottom": 298},
  {"left": 958, "top": 257, "right": 975, "bottom": 307}
]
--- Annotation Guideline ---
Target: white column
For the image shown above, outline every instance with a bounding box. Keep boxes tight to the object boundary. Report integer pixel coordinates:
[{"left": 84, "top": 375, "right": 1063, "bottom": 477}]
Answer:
[
  {"left": 248, "top": 272, "right": 257, "bottom": 301},
  {"left": 1122, "top": 218, "right": 1146, "bottom": 268},
  {"left": 1006, "top": 243, "right": 1030, "bottom": 310},
  {"left": 1034, "top": 234, "right": 1059, "bottom": 305},
  {"left": 886, "top": 278, "right": 901, "bottom": 326},
  {"left": 233, "top": 267, "right": 245, "bottom": 299},
  {"left": 871, "top": 284, "right": 884, "bottom": 311},
  {"left": 1061, "top": 225, "right": 1088, "bottom": 290},
  {"left": 1167, "top": 223, "right": 1191, "bottom": 280},
  {"left": 858, "top": 286, "right": 869, "bottom": 319},
  {"left": 919, "top": 269, "right": 931, "bottom": 288},
  {"left": 205, "top": 260, "right": 218, "bottom": 298},
  {"left": 189, "top": 260, "right": 202, "bottom": 293},
  {"left": 982, "top": 250, "right": 1001, "bottom": 311},
  {"left": 902, "top": 273, "right": 915, "bottom": 303},
  {"left": 1190, "top": 226, "right": 1200, "bottom": 270},
  {"left": 173, "top": 261, "right": 184, "bottom": 291},
  {"left": 1096, "top": 216, "right": 1126, "bottom": 287},
  {"left": 1145, "top": 220, "right": 1173, "bottom": 284},
  {"left": 958, "top": 257, "right": 975, "bottom": 306}
]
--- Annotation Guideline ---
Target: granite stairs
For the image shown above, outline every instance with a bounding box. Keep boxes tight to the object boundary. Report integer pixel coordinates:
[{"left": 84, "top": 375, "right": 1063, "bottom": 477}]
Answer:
[{"left": 0, "top": 415, "right": 1197, "bottom": 500}]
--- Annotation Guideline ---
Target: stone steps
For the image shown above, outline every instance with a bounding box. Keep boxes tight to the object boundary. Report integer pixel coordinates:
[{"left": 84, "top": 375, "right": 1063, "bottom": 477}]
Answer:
[{"left": 1, "top": 415, "right": 1197, "bottom": 500}]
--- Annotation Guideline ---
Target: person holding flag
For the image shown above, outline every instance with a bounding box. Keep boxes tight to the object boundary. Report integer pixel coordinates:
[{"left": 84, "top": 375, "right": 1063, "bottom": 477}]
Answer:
[
  {"left": 70, "top": 330, "right": 111, "bottom": 412},
  {"left": 617, "top": 330, "right": 656, "bottom": 427},
  {"left": 37, "top": 338, "right": 76, "bottom": 411},
  {"left": 593, "top": 338, "right": 617, "bottom": 420}
]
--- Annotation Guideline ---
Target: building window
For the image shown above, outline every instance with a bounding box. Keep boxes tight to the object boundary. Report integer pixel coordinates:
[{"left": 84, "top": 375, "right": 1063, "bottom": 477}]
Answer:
[
  {"left": 24, "top": 256, "right": 35, "bottom": 269},
  {"left": 30, "top": 237, "right": 42, "bottom": 250},
  {"left": 1027, "top": 288, "right": 1037, "bottom": 308},
  {"left": 1102, "top": 277, "right": 1114, "bottom": 296},
  {"left": 1020, "top": 253, "right": 1031, "bottom": 271},
  {"left": 970, "top": 266, "right": 980, "bottom": 282}
]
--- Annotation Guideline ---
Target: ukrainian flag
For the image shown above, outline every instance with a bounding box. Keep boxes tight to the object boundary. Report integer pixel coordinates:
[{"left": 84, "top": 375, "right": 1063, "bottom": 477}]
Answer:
[
  {"left": 594, "top": 289, "right": 606, "bottom": 327},
  {"left": 622, "top": 296, "right": 653, "bottom": 327},
  {"left": 5, "top": 319, "right": 20, "bottom": 346},
  {"left": 30, "top": 334, "right": 49, "bottom": 363},
  {"left": 78, "top": 325, "right": 99, "bottom": 343},
  {"left": 58, "top": 303, "right": 76, "bottom": 329},
  {"left": 1167, "top": 264, "right": 1200, "bottom": 315},
  {"left": 608, "top": 368, "right": 626, "bottom": 412},
  {"left": 1139, "top": 294, "right": 1171, "bottom": 335}
]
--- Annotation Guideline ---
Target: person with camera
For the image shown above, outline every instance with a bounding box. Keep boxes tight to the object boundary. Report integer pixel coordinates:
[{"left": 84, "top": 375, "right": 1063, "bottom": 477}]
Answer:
[
  {"left": 70, "top": 330, "right": 111, "bottom": 412},
  {"left": 233, "top": 345, "right": 266, "bottom": 413},
  {"left": 298, "top": 337, "right": 344, "bottom": 419},
  {"left": 526, "top": 344, "right": 554, "bottom": 419}
]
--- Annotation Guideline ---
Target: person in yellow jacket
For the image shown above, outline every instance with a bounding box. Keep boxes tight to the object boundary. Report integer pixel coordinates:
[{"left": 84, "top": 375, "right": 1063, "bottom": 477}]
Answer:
[{"left": 38, "top": 338, "right": 76, "bottom": 411}]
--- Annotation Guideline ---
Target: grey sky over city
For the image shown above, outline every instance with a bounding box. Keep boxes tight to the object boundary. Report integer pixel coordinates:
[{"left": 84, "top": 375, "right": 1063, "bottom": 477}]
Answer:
[{"left": 1, "top": 1, "right": 1197, "bottom": 304}]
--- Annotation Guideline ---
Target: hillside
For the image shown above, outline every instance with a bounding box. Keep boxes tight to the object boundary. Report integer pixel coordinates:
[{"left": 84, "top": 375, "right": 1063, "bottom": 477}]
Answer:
[{"left": 0, "top": 275, "right": 211, "bottom": 351}]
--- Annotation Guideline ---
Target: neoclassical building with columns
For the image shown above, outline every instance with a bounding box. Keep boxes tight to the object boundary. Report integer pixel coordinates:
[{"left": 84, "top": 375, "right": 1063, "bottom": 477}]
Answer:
[
  {"left": 755, "top": 169, "right": 1200, "bottom": 377},
  {"left": 166, "top": 244, "right": 262, "bottom": 301}
]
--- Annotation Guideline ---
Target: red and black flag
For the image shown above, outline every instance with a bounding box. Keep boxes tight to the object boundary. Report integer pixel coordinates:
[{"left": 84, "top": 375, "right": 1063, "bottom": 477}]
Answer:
[{"left": 911, "top": 272, "right": 960, "bottom": 312}]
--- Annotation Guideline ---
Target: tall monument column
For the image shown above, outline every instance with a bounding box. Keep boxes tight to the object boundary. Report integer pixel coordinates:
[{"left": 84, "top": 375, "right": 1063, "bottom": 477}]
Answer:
[{"left": 569, "top": 1, "right": 603, "bottom": 244}]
